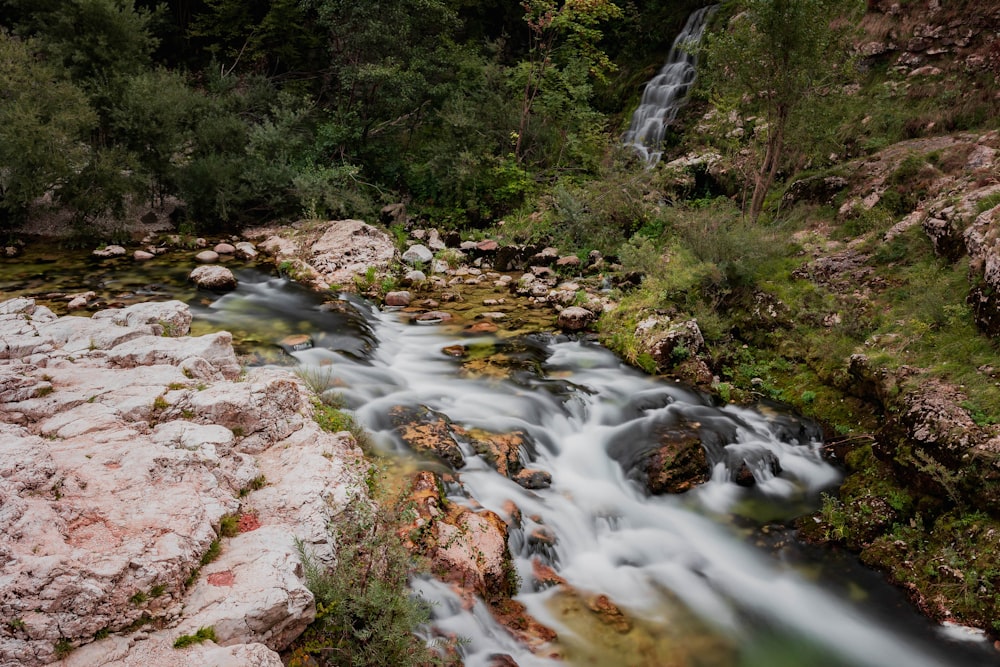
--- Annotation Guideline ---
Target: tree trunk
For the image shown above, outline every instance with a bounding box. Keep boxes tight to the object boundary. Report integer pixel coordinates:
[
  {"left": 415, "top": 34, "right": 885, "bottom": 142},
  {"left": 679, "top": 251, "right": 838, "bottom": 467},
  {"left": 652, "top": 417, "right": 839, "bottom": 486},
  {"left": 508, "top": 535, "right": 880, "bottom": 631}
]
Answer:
[{"left": 749, "top": 106, "right": 787, "bottom": 222}]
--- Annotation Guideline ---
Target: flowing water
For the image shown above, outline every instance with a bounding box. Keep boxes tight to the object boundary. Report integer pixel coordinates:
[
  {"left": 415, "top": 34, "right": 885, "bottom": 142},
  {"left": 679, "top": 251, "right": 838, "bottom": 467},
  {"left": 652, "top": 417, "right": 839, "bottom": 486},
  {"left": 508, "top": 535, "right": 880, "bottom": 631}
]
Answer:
[
  {"left": 2, "top": 254, "right": 998, "bottom": 666},
  {"left": 622, "top": 5, "right": 717, "bottom": 165},
  {"left": 197, "top": 273, "right": 996, "bottom": 667}
]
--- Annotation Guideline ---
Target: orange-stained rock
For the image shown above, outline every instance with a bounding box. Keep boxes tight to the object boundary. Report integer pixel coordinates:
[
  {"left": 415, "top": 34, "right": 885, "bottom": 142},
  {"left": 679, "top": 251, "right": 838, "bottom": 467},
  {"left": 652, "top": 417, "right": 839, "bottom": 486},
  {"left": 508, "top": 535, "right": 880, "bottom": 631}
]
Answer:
[{"left": 389, "top": 405, "right": 465, "bottom": 469}]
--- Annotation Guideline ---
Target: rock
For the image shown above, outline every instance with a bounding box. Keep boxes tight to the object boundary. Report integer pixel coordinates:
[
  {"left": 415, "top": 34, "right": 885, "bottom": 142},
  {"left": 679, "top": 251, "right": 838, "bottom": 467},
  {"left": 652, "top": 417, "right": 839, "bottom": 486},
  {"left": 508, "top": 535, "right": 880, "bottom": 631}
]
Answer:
[
  {"left": 427, "top": 229, "right": 446, "bottom": 251},
  {"left": 476, "top": 239, "right": 499, "bottom": 253},
  {"left": 93, "top": 245, "right": 126, "bottom": 258},
  {"left": 635, "top": 317, "right": 705, "bottom": 371},
  {"left": 964, "top": 204, "right": 1000, "bottom": 335},
  {"left": 461, "top": 429, "right": 528, "bottom": 478},
  {"left": 401, "top": 270, "right": 426, "bottom": 285},
  {"left": 388, "top": 405, "right": 465, "bottom": 468},
  {"left": 250, "top": 220, "right": 395, "bottom": 291},
  {"left": 402, "top": 244, "right": 434, "bottom": 265},
  {"left": 92, "top": 300, "right": 193, "bottom": 336},
  {"left": 782, "top": 175, "right": 849, "bottom": 206},
  {"left": 67, "top": 291, "right": 96, "bottom": 310},
  {"left": 384, "top": 291, "right": 412, "bottom": 307},
  {"left": 556, "top": 255, "right": 581, "bottom": 268},
  {"left": 380, "top": 202, "right": 407, "bottom": 226},
  {"left": 466, "top": 321, "right": 499, "bottom": 334},
  {"left": 133, "top": 250, "right": 155, "bottom": 261},
  {"left": 401, "top": 471, "right": 514, "bottom": 604},
  {"left": 190, "top": 265, "right": 237, "bottom": 290},
  {"left": 922, "top": 216, "right": 965, "bottom": 262},
  {"left": 557, "top": 306, "right": 594, "bottom": 332},
  {"left": 195, "top": 250, "right": 220, "bottom": 263},
  {"left": 529, "top": 247, "right": 559, "bottom": 266},
  {"left": 608, "top": 424, "right": 710, "bottom": 495},
  {"left": 726, "top": 447, "right": 782, "bottom": 486},
  {"left": 494, "top": 245, "right": 525, "bottom": 272},
  {"left": 0, "top": 298, "right": 366, "bottom": 667},
  {"left": 278, "top": 334, "right": 313, "bottom": 352},
  {"left": 416, "top": 311, "right": 453, "bottom": 323},
  {"left": 234, "top": 242, "right": 258, "bottom": 260},
  {"left": 514, "top": 468, "right": 552, "bottom": 490},
  {"left": 214, "top": 243, "right": 236, "bottom": 255}
]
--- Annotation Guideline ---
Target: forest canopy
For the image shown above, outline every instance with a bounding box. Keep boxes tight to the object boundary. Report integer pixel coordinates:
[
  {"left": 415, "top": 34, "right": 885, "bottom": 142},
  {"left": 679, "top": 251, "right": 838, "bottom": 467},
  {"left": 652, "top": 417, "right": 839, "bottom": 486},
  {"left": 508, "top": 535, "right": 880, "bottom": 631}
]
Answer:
[{"left": 0, "top": 0, "right": 701, "bottom": 234}]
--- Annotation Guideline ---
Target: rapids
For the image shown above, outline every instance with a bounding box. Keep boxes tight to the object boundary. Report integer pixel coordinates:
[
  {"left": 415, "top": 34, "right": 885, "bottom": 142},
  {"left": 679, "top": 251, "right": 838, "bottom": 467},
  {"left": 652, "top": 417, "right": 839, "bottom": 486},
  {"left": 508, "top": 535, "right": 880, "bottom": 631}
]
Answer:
[
  {"left": 207, "top": 272, "right": 996, "bottom": 667},
  {"left": 2, "top": 253, "right": 996, "bottom": 666}
]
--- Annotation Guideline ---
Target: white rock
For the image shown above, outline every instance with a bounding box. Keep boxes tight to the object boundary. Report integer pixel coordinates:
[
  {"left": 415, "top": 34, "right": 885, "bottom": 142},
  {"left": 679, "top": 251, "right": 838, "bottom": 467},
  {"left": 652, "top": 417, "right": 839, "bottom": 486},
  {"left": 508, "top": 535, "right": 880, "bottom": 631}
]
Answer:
[
  {"left": 190, "top": 265, "right": 237, "bottom": 290},
  {"left": 401, "top": 244, "right": 433, "bottom": 265}
]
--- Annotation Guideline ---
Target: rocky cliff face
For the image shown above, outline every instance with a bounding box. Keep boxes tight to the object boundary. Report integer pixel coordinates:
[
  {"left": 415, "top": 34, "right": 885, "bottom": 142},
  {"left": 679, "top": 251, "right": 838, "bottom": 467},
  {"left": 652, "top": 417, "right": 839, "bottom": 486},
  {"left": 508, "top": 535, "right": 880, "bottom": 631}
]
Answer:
[{"left": 0, "top": 298, "right": 367, "bottom": 666}]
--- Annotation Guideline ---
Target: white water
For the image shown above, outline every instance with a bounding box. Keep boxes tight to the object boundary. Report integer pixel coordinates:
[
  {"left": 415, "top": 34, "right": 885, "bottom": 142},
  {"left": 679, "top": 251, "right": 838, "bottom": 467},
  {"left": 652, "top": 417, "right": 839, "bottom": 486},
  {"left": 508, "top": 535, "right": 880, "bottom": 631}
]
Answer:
[
  {"left": 282, "top": 295, "right": 996, "bottom": 667},
  {"left": 183, "top": 273, "right": 996, "bottom": 666},
  {"left": 622, "top": 5, "right": 717, "bottom": 165}
]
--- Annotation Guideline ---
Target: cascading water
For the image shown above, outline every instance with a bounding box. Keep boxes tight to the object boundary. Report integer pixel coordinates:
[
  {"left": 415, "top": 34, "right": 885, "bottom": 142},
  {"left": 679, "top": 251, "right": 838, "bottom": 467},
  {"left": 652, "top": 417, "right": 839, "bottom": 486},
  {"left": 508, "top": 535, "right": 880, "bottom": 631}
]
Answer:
[
  {"left": 6, "top": 254, "right": 995, "bottom": 666},
  {"left": 182, "top": 272, "right": 993, "bottom": 667},
  {"left": 622, "top": 5, "right": 717, "bottom": 165}
]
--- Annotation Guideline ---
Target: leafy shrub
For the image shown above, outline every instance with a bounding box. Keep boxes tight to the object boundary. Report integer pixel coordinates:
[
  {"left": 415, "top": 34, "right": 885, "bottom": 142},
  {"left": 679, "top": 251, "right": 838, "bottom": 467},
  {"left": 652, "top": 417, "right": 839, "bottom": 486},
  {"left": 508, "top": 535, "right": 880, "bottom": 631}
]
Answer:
[{"left": 290, "top": 502, "right": 435, "bottom": 667}]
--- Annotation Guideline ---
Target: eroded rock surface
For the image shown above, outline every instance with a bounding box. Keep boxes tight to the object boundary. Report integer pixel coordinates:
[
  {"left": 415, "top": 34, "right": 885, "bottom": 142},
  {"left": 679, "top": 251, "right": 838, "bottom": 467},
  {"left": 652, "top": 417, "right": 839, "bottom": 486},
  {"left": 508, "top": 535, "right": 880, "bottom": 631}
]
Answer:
[{"left": 0, "top": 298, "right": 365, "bottom": 667}]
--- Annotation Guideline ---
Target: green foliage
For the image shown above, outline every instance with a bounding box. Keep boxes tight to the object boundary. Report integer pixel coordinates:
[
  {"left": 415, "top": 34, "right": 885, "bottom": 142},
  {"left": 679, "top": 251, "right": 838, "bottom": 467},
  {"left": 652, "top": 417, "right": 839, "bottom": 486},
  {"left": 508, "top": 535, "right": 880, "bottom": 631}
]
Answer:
[
  {"left": 975, "top": 192, "right": 1000, "bottom": 214},
  {"left": 200, "top": 539, "right": 221, "bottom": 566},
  {"left": 291, "top": 501, "right": 435, "bottom": 667},
  {"left": 219, "top": 513, "right": 240, "bottom": 538},
  {"left": 54, "top": 638, "right": 74, "bottom": 659},
  {"left": 173, "top": 626, "right": 216, "bottom": 649},
  {"left": 702, "top": 0, "right": 863, "bottom": 219},
  {"left": 7, "top": 0, "right": 158, "bottom": 89},
  {"left": 0, "top": 32, "right": 97, "bottom": 228},
  {"left": 129, "top": 591, "right": 147, "bottom": 605}
]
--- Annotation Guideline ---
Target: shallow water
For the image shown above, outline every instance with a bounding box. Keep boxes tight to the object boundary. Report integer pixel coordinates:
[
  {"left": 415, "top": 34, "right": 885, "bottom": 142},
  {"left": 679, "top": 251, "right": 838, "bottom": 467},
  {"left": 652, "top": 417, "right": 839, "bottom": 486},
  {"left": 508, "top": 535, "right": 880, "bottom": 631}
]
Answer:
[{"left": 2, "top": 252, "right": 996, "bottom": 666}]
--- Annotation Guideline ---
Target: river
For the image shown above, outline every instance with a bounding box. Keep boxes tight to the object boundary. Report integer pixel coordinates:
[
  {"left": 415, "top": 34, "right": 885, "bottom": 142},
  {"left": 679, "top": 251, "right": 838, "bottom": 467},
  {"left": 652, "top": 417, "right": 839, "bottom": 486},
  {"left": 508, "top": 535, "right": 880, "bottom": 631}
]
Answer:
[{"left": 2, "top": 249, "right": 997, "bottom": 666}]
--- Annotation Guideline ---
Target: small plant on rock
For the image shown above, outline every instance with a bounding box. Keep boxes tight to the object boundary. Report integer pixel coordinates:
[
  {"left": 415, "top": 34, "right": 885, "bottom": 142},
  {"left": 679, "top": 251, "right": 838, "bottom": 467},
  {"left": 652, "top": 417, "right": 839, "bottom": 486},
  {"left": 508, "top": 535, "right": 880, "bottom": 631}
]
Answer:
[{"left": 173, "top": 626, "right": 216, "bottom": 649}]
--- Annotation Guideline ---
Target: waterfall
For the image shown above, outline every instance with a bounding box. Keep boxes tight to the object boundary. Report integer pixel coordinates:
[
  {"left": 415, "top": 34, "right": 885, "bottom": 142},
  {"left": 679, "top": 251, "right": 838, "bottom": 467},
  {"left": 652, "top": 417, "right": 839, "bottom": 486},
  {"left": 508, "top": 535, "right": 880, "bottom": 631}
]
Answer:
[{"left": 622, "top": 4, "right": 718, "bottom": 165}]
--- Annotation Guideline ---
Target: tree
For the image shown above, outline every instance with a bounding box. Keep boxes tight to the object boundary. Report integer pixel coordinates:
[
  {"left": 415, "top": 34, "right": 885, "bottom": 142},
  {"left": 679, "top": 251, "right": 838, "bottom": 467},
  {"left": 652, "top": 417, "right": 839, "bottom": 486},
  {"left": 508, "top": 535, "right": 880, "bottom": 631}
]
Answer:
[
  {"left": 703, "top": 0, "right": 862, "bottom": 221},
  {"left": 513, "top": 0, "right": 623, "bottom": 163},
  {"left": 0, "top": 31, "right": 97, "bottom": 228}
]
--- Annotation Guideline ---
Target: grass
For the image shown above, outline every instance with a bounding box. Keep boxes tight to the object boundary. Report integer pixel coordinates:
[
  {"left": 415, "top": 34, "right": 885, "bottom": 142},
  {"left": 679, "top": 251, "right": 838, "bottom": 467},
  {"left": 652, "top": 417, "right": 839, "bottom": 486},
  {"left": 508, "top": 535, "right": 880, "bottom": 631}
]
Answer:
[{"left": 173, "top": 626, "right": 216, "bottom": 649}]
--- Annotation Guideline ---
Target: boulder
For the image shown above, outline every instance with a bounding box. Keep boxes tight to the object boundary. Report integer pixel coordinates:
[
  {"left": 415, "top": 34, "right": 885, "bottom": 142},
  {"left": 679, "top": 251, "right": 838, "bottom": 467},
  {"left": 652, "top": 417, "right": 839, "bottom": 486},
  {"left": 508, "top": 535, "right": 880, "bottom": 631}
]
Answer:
[
  {"left": 964, "top": 203, "right": 1000, "bottom": 335},
  {"left": 384, "top": 291, "right": 412, "bottom": 307},
  {"left": 190, "top": 265, "right": 237, "bottom": 291},
  {"left": 635, "top": 317, "right": 705, "bottom": 371},
  {"left": 401, "top": 472, "right": 514, "bottom": 604},
  {"left": 214, "top": 243, "right": 236, "bottom": 255},
  {"left": 388, "top": 405, "right": 465, "bottom": 468},
  {"left": 557, "top": 306, "right": 594, "bottom": 332},
  {"left": 402, "top": 244, "right": 434, "bottom": 265},
  {"left": 608, "top": 424, "right": 710, "bottom": 495},
  {"left": 195, "top": 250, "right": 220, "bottom": 263},
  {"left": 234, "top": 242, "right": 258, "bottom": 260},
  {"left": 309, "top": 220, "right": 396, "bottom": 287},
  {"left": 93, "top": 245, "right": 126, "bottom": 258}
]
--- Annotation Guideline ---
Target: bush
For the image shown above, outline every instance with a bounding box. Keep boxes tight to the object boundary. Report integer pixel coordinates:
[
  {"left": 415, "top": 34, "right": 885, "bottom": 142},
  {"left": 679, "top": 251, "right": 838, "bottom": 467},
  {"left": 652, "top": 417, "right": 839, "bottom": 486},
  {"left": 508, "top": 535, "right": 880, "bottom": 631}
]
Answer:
[{"left": 290, "top": 501, "right": 436, "bottom": 667}]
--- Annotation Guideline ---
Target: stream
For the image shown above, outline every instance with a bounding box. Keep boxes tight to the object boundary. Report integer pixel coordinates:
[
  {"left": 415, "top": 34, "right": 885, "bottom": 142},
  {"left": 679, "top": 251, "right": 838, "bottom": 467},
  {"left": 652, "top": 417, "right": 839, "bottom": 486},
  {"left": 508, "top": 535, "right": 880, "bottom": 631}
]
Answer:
[{"left": 2, "top": 251, "right": 998, "bottom": 667}]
